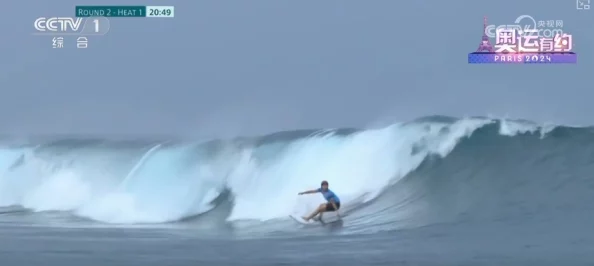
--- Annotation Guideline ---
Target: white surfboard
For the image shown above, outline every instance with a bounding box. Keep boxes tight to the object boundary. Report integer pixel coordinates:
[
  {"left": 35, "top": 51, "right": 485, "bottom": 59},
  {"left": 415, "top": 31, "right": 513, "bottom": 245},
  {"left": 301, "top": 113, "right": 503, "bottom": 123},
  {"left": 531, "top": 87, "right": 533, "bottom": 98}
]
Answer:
[{"left": 289, "top": 213, "right": 343, "bottom": 225}]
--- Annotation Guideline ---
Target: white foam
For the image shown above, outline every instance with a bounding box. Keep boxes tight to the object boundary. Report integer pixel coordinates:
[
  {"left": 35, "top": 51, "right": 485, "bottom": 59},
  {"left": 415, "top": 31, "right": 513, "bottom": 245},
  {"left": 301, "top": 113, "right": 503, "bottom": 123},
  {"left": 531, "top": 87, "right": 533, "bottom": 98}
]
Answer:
[
  {"left": 496, "top": 117, "right": 557, "bottom": 139},
  {"left": 22, "top": 170, "right": 92, "bottom": 211},
  {"left": 76, "top": 145, "right": 227, "bottom": 224}
]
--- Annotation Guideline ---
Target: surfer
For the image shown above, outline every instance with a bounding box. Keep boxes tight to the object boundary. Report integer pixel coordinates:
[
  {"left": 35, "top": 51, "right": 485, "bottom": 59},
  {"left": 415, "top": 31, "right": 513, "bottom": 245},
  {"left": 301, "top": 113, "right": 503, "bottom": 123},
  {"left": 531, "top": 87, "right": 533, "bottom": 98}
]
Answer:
[{"left": 298, "top": 180, "right": 341, "bottom": 222}]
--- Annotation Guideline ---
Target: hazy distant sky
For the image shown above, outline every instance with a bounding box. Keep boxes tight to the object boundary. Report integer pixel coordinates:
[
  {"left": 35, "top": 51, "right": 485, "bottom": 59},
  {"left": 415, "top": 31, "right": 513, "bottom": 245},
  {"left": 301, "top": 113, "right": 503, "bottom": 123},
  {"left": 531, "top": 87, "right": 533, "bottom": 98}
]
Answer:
[{"left": 1, "top": 0, "right": 592, "bottom": 137}]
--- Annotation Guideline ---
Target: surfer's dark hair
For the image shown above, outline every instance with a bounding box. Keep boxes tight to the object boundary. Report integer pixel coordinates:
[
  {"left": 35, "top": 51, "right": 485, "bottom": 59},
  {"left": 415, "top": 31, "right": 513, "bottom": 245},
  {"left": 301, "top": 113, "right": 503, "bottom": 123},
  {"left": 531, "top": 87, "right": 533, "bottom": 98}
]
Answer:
[{"left": 321, "top": 180, "right": 328, "bottom": 186}]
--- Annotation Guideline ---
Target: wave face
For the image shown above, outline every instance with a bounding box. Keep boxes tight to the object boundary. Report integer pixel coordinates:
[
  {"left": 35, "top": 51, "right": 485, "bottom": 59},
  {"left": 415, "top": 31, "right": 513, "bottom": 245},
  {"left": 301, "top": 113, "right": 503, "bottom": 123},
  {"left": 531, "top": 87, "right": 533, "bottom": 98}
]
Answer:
[{"left": 1, "top": 116, "right": 593, "bottom": 236}]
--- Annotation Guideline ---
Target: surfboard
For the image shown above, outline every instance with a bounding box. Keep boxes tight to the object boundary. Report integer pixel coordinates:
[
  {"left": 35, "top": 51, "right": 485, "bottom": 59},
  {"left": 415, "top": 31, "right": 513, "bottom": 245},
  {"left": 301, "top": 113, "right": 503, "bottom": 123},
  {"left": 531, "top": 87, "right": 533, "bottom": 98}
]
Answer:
[{"left": 289, "top": 213, "right": 343, "bottom": 225}]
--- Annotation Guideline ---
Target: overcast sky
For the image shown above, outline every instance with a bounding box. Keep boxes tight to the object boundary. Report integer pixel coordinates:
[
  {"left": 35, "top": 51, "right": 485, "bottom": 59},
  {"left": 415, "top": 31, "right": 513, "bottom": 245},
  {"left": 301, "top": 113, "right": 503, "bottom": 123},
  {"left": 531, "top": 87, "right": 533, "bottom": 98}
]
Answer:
[{"left": 1, "top": 0, "right": 592, "bottom": 138}]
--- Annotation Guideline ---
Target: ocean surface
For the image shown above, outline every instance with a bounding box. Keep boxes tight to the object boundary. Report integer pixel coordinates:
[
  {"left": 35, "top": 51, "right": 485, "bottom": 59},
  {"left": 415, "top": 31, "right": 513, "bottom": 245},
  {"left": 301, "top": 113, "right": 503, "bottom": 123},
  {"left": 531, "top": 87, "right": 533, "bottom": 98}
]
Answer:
[{"left": 1, "top": 116, "right": 594, "bottom": 265}]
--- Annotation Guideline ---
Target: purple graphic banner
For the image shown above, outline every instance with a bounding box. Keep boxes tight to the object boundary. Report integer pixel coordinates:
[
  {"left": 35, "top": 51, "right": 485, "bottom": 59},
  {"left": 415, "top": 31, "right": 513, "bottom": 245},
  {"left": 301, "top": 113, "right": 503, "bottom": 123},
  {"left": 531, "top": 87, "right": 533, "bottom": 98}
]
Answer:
[{"left": 468, "top": 52, "right": 577, "bottom": 64}]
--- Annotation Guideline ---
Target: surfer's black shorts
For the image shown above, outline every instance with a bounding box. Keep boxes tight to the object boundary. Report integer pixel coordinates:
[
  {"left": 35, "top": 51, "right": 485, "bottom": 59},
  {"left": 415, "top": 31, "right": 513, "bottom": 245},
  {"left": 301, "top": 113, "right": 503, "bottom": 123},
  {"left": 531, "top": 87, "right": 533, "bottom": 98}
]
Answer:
[{"left": 326, "top": 202, "right": 340, "bottom": 211}]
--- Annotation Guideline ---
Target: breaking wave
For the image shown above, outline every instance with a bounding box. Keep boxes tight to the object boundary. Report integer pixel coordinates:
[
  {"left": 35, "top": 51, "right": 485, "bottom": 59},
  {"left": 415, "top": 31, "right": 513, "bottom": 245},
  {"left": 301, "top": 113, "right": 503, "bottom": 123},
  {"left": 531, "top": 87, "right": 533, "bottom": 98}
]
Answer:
[{"left": 1, "top": 116, "right": 593, "bottom": 236}]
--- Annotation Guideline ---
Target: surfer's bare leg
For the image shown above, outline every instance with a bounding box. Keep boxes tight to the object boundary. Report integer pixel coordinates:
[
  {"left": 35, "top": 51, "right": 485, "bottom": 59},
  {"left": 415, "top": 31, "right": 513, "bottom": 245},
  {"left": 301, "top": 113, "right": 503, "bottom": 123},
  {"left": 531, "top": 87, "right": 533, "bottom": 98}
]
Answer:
[
  {"left": 316, "top": 212, "right": 324, "bottom": 221},
  {"left": 303, "top": 203, "right": 327, "bottom": 221}
]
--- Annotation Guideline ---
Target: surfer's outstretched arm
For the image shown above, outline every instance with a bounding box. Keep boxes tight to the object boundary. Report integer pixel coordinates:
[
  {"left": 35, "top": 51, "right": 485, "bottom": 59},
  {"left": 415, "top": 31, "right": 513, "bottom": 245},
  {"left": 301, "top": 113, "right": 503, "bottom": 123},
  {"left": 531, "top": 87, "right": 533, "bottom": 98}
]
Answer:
[{"left": 298, "top": 189, "right": 318, "bottom": 195}]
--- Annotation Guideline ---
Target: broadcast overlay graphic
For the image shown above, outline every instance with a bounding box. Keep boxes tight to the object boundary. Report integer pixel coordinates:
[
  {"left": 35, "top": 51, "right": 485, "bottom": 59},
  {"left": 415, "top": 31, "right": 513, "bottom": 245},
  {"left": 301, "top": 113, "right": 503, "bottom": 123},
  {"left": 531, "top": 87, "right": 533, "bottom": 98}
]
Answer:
[
  {"left": 468, "top": 15, "right": 577, "bottom": 64},
  {"left": 32, "top": 5, "right": 174, "bottom": 49}
]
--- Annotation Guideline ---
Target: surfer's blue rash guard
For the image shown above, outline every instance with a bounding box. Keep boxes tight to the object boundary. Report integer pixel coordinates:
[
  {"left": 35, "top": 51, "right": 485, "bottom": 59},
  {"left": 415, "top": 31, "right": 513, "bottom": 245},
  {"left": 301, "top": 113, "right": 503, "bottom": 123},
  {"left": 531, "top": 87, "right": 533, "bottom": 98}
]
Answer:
[{"left": 317, "top": 188, "right": 340, "bottom": 203}]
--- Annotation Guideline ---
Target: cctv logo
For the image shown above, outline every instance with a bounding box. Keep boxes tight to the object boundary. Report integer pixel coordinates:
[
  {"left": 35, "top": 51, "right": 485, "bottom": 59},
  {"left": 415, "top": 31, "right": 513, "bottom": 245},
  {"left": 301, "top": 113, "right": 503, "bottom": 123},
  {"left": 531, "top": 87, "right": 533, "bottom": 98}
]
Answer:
[{"left": 34, "top": 17, "right": 83, "bottom": 32}]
